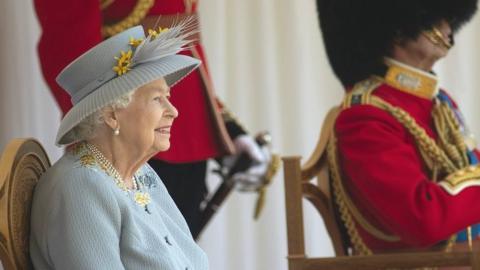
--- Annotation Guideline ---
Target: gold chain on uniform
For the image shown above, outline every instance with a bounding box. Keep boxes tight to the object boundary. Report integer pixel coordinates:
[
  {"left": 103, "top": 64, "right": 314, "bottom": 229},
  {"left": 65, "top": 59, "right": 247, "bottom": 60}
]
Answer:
[
  {"left": 330, "top": 77, "right": 470, "bottom": 256},
  {"left": 101, "top": 0, "right": 155, "bottom": 38},
  {"left": 328, "top": 133, "right": 374, "bottom": 255},
  {"left": 101, "top": 0, "right": 198, "bottom": 38},
  {"left": 370, "top": 96, "right": 468, "bottom": 175},
  {"left": 370, "top": 92, "right": 469, "bottom": 254}
]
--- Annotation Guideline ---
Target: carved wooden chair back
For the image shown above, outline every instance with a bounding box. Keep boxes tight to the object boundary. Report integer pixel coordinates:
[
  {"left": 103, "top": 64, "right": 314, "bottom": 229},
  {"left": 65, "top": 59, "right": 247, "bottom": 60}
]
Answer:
[{"left": 0, "top": 139, "right": 50, "bottom": 270}]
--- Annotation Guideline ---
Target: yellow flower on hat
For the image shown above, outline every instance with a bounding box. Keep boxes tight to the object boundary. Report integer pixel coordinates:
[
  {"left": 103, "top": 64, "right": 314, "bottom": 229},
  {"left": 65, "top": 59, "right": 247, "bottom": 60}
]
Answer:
[
  {"left": 148, "top": 27, "right": 170, "bottom": 40},
  {"left": 158, "top": 27, "right": 169, "bottom": 34},
  {"left": 129, "top": 37, "right": 144, "bottom": 47},
  {"left": 148, "top": 29, "right": 159, "bottom": 39},
  {"left": 113, "top": 50, "right": 133, "bottom": 76}
]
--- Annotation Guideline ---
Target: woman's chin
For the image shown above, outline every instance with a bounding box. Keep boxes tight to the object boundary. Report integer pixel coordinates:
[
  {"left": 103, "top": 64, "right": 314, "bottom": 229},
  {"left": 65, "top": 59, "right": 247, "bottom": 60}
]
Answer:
[
  {"left": 153, "top": 140, "right": 171, "bottom": 153},
  {"left": 153, "top": 132, "right": 171, "bottom": 151}
]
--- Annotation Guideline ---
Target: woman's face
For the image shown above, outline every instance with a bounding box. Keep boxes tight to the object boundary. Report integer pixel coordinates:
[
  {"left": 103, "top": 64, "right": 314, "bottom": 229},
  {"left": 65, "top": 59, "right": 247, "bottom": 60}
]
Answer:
[{"left": 116, "top": 77, "right": 178, "bottom": 158}]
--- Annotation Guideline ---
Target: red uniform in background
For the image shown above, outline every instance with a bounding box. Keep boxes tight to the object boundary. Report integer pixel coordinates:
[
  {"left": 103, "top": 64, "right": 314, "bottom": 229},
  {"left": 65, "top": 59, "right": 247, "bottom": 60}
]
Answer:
[
  {"left": 335, "top": 67, "right": 480, "bottom": 252},
  {"left": 34, "top": 0, "right": 242, "bottom": 238},
  {"left": 35, "top": 0, "right": 234, "bottom": 162},
  {"left": 316, "top": 0, "right": 480, "bottom": 255}
]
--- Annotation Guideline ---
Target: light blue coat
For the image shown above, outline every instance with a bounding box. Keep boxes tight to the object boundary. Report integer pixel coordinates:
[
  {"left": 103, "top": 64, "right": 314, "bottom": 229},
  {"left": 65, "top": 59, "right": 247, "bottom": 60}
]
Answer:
[{"left": 30, "top": 143, "right": 209, "bottom": 270}]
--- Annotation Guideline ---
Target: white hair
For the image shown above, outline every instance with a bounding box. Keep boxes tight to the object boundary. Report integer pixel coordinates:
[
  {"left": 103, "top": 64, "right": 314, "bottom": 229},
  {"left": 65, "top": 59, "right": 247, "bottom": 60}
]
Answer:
[{"left": 64, "top": 91, "right": 135, "bottom": 143}]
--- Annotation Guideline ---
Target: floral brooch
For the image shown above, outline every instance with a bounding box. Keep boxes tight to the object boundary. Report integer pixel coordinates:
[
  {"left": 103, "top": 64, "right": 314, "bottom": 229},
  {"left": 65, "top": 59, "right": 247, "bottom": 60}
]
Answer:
[{"left": 112, "top": 26, "right": 171, "bottom": 76}]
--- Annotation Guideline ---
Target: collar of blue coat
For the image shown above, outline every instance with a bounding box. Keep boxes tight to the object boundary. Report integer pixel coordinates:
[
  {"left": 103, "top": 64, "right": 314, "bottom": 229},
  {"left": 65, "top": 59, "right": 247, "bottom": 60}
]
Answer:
[
  {"left": 70, "top": 142, "right": 158, "bottom": 189},
  {"left": 383, "top": 58, "right": 439, "bottom": 100}
]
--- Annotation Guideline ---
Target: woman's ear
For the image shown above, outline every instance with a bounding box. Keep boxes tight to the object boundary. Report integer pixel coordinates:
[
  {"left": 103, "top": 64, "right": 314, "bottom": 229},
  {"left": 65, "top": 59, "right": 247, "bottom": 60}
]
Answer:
[{"left": 101, "top": 106, "right": 119, "bottom": 131}]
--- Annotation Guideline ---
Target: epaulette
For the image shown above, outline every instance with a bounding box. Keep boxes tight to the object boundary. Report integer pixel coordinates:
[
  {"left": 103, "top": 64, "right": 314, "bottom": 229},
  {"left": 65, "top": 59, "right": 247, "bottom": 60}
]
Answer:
[{"left": 342, "top": 77, "right": 383, "bottom": 109}]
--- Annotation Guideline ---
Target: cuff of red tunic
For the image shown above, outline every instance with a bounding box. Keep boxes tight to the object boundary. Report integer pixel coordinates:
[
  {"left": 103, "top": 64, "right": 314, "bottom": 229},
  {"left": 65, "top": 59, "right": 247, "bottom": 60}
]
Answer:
[{"left": 439, "top": 165, "right": 480, "bottom": 195}]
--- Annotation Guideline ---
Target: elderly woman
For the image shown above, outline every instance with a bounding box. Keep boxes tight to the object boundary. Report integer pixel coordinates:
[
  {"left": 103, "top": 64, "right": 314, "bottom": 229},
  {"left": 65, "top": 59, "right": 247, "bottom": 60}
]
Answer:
[{"left": 30, "top": 21, "right": 208, "bottom": 270}]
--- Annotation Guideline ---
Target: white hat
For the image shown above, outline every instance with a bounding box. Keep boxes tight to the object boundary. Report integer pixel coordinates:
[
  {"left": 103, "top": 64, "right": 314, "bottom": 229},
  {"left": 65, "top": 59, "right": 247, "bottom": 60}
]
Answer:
[{"left": 55, "top": 19, "right": 201, "bottom": 145}]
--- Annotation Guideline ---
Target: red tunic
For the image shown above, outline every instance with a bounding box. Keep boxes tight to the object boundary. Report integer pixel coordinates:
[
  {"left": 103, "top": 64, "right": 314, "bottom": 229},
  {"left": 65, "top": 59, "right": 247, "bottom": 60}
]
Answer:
[
  {"left": 335, "top": 82, "right": 480, "bottom": 251},
  {"left": 34, "top": 0, "right": 234, "bottom": 162}
]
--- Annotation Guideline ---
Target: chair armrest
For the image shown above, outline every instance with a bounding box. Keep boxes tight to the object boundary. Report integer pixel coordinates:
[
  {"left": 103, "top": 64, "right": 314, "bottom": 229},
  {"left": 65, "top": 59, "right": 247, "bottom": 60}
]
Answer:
[{"left": 288, "top": 251, "right": 480, "bottom": 270}]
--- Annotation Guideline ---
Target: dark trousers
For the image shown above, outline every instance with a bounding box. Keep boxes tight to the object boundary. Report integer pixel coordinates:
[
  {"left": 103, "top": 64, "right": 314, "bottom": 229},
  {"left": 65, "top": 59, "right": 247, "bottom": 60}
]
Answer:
[{"left": 148, "top": 159, "right": 207, "bottom": 239}]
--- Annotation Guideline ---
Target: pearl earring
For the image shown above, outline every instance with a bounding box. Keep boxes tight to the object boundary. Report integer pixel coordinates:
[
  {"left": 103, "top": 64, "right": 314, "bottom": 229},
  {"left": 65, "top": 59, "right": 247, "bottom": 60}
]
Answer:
[{"left": 113, "top": 127, "right": 120, "bottom": 136}]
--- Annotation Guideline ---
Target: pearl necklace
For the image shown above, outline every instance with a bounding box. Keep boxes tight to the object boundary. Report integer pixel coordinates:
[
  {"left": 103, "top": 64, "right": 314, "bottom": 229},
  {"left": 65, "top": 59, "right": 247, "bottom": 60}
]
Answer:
[{"left": 85, "top": 143, "right": 151, "bottom": 209}]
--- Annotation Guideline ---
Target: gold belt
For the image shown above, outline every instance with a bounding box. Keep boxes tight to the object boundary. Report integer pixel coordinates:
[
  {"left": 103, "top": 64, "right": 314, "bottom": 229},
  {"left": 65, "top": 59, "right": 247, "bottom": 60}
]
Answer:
[{"left": 102, "top": 0, "right": 199, "bottom": 40}]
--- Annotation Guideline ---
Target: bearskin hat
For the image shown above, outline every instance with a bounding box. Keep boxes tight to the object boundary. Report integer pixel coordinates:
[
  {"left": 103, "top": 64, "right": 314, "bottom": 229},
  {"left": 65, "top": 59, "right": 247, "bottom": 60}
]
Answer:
[{"left": 317, "top": 0, "right": 478, "bottom": 87}]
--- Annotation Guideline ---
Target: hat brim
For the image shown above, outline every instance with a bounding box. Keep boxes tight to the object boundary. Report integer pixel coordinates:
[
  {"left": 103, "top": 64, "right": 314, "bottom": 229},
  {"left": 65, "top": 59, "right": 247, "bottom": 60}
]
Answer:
[{"left": 55, "top": 54, "right": 201, "bottom": 146}]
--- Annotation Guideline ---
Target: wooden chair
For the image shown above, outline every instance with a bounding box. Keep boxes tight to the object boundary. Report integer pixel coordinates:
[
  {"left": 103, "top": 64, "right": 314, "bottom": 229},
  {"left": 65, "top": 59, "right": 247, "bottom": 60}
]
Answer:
[
  {"left": 0, "top": 139, "right": 51, "bottom": 270},
  {"left": 282, "top": 107, "right": 480, "bottom": 270}
]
